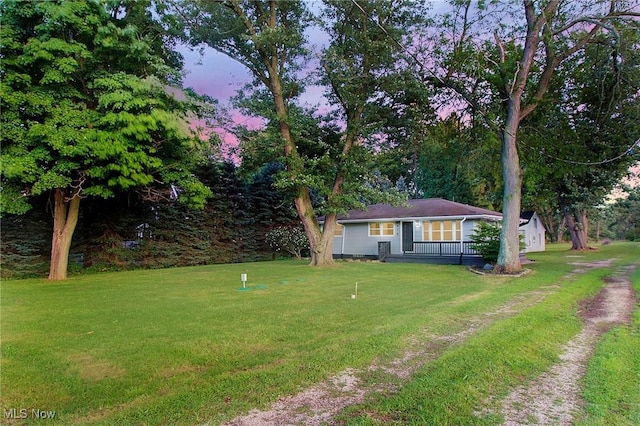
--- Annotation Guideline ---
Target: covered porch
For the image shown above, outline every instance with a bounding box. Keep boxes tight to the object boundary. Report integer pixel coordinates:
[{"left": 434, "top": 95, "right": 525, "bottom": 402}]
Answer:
[{"left": 377, "top": 240, "right": 485, "bottom": 266}]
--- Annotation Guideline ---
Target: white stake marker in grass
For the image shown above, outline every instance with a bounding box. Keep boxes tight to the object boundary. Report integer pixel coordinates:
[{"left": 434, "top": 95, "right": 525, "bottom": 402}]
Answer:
[
  {"left": 352, "top": 282, "right": 358, "bottom": 299},
  {"left": 241, "top": 273, "right": 247, "bottom": 289}
]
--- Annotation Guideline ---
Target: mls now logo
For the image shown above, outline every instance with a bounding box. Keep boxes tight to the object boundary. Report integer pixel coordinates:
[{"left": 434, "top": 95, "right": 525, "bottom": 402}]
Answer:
[
  {"left": 4, "top": 408, "right": 56, "bottom": 419},
  {"left": 3, "top": 408, "right": 27, "bottom": 419}
]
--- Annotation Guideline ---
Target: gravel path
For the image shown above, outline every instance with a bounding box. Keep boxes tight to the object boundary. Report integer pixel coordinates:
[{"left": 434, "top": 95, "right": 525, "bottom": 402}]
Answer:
[
  {"left": 217, "top": 260, "right": 637, "bottom": 426},
  {"left": 499, "top": 263, "right": 637, "bottom": 426}
]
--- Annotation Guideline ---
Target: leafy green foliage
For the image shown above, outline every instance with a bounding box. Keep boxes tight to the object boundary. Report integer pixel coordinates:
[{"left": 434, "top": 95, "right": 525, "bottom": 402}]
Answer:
[
  {"left": 469, "top": 221, "right": 502, "bottom": 263},
  {"left": 0, "top": 0, "right": 213, "bottom": 214},
  {"left": 0, "top": 199, "right": 51, "bottom": 279},
  {"left": 0, "top": 0, "right": 215, "bottom": 279},
  {"left": 470, "top": 221, "right": 525, "bottom": 263},
  {"left": 414, "top": 116, "right": 501, "bottom": 207},
  {"left": 159, "top": 0, "right": 424, "bottom": 265},
  {"left": 1, "top": 160, "right": 302, "bottom": 277},
  {"left": 600, "top": 187, "right": 640, "bottom": 241},
  {"left": 519, "top": 23, "right": 640, "bottom": 244}
]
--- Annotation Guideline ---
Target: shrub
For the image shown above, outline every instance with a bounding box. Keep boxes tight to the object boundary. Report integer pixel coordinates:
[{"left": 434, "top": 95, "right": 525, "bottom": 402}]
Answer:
[
  {"left": 265, "top": 226, "right": 309, "bottom": 259},
  {"left": 469, "top": 221, "right": 525, "bottom": 264},
  {"left": 470, "top": 221, "right": 502, "bottom": 263}
]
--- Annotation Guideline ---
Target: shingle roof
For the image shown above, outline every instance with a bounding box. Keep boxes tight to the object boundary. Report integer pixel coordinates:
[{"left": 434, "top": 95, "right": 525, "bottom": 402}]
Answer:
[
  {"left": 336, "top": 198, "right": 502, "bottom": 222},
  {"left": 520, "top": 211, "right": 535, "bottom": 224}
]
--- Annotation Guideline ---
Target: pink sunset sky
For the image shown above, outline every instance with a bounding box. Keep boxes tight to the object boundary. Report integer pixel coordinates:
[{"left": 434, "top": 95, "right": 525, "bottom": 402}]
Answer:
[
  {"left": 177, "top": 1, "right": 639, "bottom": 193},
  {"left": 177, "top": 0, "right": 453, "bottom": 159},
  {"left": 180, "top": 45, "right": 331, "bottom": 120},
  {"left": 179, "top": 37, "right": 331, "bottom": 160}
]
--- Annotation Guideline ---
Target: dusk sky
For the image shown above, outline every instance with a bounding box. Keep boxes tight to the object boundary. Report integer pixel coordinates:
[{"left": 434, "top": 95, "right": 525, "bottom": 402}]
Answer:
[
  {"left": 178, "top": 0, "right": 453, "bottom": 118},
  {"left": 177, "top": 1, "right": 638, "bottom": 188},
  {"left": 180, "top": 41, "right": 330, "bottom": 159},
  {"left": 177, "top": 5, "right": 332, "bottom": 156}
]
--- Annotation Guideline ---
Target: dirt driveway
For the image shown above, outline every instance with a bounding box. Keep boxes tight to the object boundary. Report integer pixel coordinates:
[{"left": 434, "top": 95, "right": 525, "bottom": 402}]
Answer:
[
  {"left": 499, "top": 262, "right": 637, "bottom": 425},
  {"left": 220, "top": 260, "right": 637, "bottom": 426}
]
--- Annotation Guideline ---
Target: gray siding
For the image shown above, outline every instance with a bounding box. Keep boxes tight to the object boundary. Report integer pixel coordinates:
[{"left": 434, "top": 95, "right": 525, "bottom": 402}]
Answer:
[
  {"left": 332, "top": 236, "right": 344, "bottom": 255},
  {"left": 336, "top": 218, "right": 490, "bottom": 256},
  {"left": 337, "top": 222, "right": 401, "bottom": 256}
]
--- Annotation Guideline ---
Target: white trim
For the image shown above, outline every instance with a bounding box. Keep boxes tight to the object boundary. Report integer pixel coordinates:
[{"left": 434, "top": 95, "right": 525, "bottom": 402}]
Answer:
[
  {"left": 338, "top": 214, "right": 501, "bottom": 224},
  {"left": 368, "top": 221, "right": 396, "bottom": 237},
  {"left": 422, "top": 219, "right": 464, "bottom": 242},
  {"left": 341, "top": 223, "right": 346, "bottom": 254},
  {"left": 460, "top": 217, "right": 467, "bottom": 253}
]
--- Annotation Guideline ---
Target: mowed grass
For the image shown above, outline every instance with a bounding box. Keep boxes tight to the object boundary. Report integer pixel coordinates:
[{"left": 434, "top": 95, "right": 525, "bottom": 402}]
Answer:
[
  {"left": 337, "top": 242, "right": 640, "bottom": 425},
  {"left": 1, "top": 243, "right": 638, "bottom": 425},
  {"left": 578, "top": 263, "right": 640, "bottom": 426}
]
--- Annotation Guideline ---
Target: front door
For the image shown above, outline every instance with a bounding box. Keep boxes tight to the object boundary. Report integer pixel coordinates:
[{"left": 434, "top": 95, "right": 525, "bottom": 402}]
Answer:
[{"left": 402, "top": 222, "right": 414, "bottom": 252}]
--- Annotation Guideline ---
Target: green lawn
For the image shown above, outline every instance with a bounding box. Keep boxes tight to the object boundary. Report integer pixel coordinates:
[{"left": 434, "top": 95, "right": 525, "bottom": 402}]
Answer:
[
  {"left": 1, "top": 242, "right": 638, "bottom": 425},
  {"left": 578, "top": 263, "right": 640, "bottom": 426}
]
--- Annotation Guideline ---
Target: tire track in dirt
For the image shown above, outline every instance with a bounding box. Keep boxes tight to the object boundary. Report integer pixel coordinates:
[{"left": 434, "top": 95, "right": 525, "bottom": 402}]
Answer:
[
  {"left": 218, "top": 273, "right": 556, "bottom": 426},
  {"left": 498, "top": 263, "right": 637, "bottom": 426},
  {"left": 218, "top": 260, "right": 637, "bottom": 426}
]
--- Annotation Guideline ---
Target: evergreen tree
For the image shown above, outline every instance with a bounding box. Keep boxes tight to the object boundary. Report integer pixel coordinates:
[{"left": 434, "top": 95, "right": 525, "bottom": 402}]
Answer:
[{"left": 0, "top": 196, "right": 51, "bottom": 279}]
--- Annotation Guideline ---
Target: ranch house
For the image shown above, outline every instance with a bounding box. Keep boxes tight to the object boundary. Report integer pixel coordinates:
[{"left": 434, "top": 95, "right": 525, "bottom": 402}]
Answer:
[{"left": 322, "top": 198, "right": 544, "bottom": 265}]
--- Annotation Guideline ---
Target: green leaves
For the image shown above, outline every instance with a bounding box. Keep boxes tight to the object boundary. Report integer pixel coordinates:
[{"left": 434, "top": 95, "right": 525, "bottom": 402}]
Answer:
[
  {"left": 0, "top": 0, "right": 214, "bottom": 214},
  {"left": 470, "top": 221, "right": 503, "bottom": 264}
]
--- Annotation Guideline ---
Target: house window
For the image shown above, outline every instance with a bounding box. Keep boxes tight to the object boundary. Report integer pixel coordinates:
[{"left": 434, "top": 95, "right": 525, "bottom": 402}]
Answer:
[
  {"left": 422, "top": 220, "right": 462, "bottom": 241},
  {"left": 369, "top": 222, "right": 395, "bottom": 236},
  {"left": 334, "top": 223, "right": 343, "bottom": 237}
]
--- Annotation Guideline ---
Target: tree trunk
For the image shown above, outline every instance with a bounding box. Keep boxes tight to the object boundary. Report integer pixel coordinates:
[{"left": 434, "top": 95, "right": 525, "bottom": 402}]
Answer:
[
  {"left": 294, "top": 189, "right": 335, "bottom": 266},
  {"left": 565, "top": 210, "right": 589, "bottom": 250},
  {"left": 493, "top": 1, "right": 550, "bottom": 274},
  {"left": 268, "top": 66, "right": 335, "bottom": 266},
  {"left": 538, "top": 210, "right": 560, "bottom": 243},
  {"left": 311, "top": 214, "right": 337, "bottom": 266},
  {"left": 495, "top": 111, "right": 523, "bottom": 273},
  {"left": 48, "top": 188, "right": 81, "bottom": 281},
  {"left": 557, "top": 219, "right": 567, "bottom": 243}
]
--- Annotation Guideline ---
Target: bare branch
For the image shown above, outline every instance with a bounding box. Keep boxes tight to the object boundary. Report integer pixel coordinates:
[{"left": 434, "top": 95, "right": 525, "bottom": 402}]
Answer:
[
  {"left": 64, "top": 172, "right": 87, "bottom": 202},
  {"left": 136, "top": 186, "right": 175, "bottom": 203}
]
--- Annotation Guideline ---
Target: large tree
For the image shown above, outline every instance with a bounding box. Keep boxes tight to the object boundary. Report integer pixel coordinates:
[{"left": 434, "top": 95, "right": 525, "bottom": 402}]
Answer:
[
  {"left": 521, "top": 20, "right": 640, "bottom": 249},
  {"left": 417, "top": 0, "right": 640, "bottom": 272},
  {"left": 162, "top": 0, "right": 412, "bottom": 266},
  {"left": 0, "top": 0, "right": 212, "bottom": 280},
  {"left": 162, "top": 0, "right": 329, "bottom": 262}
]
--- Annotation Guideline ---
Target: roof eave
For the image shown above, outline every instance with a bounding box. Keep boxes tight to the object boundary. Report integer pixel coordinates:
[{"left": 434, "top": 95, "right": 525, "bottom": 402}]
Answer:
[{"left": 337, "top": 214, "right": 502, "bottom": 223}]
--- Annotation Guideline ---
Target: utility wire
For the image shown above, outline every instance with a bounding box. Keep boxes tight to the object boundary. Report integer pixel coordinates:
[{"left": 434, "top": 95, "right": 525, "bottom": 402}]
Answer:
[
  {"left": 531, "top": 139, "right": 640, "bottom": 166},
  {"left": 348, "top": 0, "right": 639, "bottom": 166}
]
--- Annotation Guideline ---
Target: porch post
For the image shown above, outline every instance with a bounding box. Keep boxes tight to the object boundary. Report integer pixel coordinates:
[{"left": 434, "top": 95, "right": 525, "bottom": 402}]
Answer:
[{"left": 460, "top": 217, "right": 467, "bottom": 254}]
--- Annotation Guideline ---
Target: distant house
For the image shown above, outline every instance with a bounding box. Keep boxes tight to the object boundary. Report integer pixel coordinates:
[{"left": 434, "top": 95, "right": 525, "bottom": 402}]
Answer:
[
  {"left": 321, "top": 198, "right": 543, "bottom": 265},
  {"left": 520, "top": 211, "right": 546, "bottom": 253}
]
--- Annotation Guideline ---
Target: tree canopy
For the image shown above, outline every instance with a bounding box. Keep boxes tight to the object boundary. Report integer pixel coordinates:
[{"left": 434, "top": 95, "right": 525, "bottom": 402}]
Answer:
[
  {"left": 520, "top": 17, "right": 640, "bottom": 249},
  {"left": 161, "top": 0, "right": 415, "bottom": 266},
  {"left": 405, "top": 0, "right": 640, "bottom": 271},
  {"left": 0, "top": 0, "right": 213, "bottom": 279},
  {"left": 2, "top": 0, "right": 639, "bottom": 278}
]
